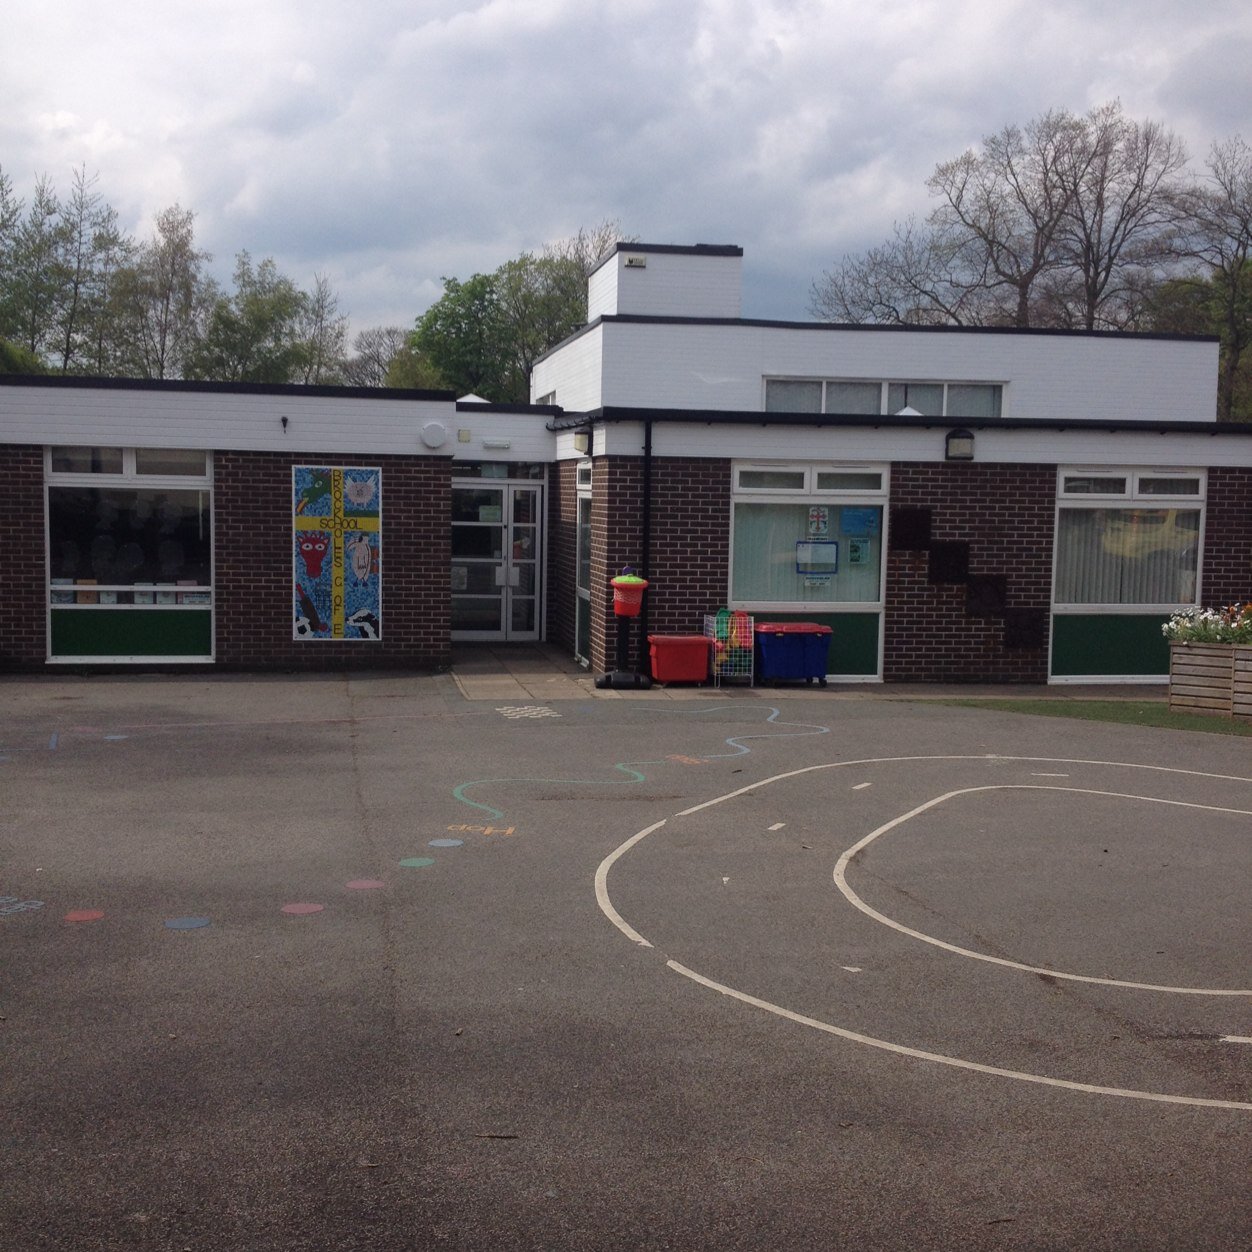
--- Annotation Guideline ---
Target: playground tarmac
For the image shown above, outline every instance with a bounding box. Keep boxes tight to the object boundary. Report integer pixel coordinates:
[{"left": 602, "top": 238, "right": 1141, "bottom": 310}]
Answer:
[{"left": 2, "top": 655, "right": 1250, "bottom": 1251}]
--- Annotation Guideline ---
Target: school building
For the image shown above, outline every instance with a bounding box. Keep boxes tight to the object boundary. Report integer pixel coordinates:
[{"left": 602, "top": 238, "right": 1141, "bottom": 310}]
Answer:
[{"left": 2, "top": 242, "right": 1250, "bottom": 682}]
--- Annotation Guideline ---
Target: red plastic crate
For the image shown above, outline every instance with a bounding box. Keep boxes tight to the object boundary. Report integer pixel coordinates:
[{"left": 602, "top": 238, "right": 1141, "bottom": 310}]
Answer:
[{"left": 648, "top": 634, "right": 712, "bottom": 683}]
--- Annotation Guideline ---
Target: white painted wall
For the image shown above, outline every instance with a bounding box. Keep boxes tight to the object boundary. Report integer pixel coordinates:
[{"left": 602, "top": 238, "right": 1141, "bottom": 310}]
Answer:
[
  {"left": 530, "top": 326, "right": 604, "bottom": 409},
  {"left": 587, "top": 249, "right": 742, "bottom": 320},
  {"left": 542, "top": 320, "right": 1219, "bottom": 423},
  {"left": 591, "top": 419, "right": 1252, "bottom": 467},
  {"left": 0, "top": 383, "right": 559, "bottom": 463}
]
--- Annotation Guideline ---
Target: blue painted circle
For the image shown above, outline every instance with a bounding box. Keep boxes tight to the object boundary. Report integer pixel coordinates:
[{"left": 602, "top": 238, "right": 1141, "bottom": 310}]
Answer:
[
  {"left": 165, "top": 916, "right": 211, "bottom": 930},
  {"left": 428, "top": 839, "right": 464, "bottom": 848}
]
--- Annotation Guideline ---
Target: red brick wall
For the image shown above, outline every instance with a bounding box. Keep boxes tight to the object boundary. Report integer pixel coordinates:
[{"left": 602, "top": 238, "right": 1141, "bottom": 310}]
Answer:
[
  {"left": 591, "top": 458, "right": 645, "bottom": 671},
  {"left": 213, "top": 451, "right": 450, "bottom": 671},
  {"left": 1200, "top": 466, "right": 1252, "bottom": 606},
  {"left": 546, "top": 460, "right": 579, "bottom": 653},
  {"left": 885, "top": 462, "right": 1055, "bottom": 682},
  {"left": 0, "top": 444, "right": 47, "bottom": 670}
]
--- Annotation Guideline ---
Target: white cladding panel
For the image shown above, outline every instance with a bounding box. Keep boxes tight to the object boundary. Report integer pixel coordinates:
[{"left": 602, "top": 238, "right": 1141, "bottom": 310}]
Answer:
[
  {"left": 596, "top": 421, "right": 1252, "bottom": 467},
  {"left": 530, "top": 326, "right": 604, "bottom": 410},
  {"left": 583, "top": 322, "right": 1218, "bottom": 421},
  {"left": 587, "top": 251, "right": 742, "bottom": 320},
  {"left": 0, "top": 384, "right": 555, "bottom": 461}
]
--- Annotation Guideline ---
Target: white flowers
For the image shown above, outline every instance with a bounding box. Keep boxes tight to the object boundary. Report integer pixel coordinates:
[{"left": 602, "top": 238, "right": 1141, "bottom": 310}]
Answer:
[{"left": 1162, "top": 603, "right": 1252, "bottom": 643}]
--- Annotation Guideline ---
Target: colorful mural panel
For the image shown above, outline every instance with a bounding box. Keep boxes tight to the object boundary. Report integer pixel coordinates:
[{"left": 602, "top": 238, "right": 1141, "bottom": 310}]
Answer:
[{"left": 292, "top": 466, "right": 381, "bottom": 640}]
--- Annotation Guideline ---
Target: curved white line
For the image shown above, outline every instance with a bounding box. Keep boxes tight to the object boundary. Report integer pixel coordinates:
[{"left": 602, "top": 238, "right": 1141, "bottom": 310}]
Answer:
[
  {"left": 594, "top": 819, "right": 665, "bottom": 947},
  {"left": 833, "top": 785, "right": 1252, "bottom": 996},
  {"left": 666, "top": 960, "right": 1252, "bottom": 1111},
  {"left": 595, "top": 753, "right": 1252, "bottom": 1109}
]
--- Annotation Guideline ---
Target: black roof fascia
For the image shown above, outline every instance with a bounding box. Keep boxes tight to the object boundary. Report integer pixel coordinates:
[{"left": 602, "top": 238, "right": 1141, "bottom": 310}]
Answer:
[
  {"left": 547, "top": 406, "right": 1252, "bottom": 438},
  {"left": 455, "top": 399, "right": 563, "bottom": 416},
  {"left": 588, "top": 241, "right": 743, "bottom": 278},
  {"left": 594, "top": 314, "right": 1220, "bottom": 344},
  {"left": 0, "top": 373, "right": 458, "bottom": 403},
  {"left": 530, "top": 313, "right": 1221, "bottom": 372}
]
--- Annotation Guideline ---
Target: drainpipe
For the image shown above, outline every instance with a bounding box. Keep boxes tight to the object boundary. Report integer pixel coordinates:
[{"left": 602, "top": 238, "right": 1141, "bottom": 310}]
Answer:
[{"left": 640, "top": 418, "right": 653, "bottom": 646}]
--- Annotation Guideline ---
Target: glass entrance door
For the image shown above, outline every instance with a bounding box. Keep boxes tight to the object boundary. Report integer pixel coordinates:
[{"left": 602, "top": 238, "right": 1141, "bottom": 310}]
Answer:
[{"left": 451, "top": 482, "right": 542, "bottom": 640}]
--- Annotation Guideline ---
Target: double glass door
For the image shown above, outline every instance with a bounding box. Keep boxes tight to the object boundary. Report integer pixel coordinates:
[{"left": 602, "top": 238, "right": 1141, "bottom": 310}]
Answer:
[{"left": 451, "top": 481, "right": 542, "bottom": 639}]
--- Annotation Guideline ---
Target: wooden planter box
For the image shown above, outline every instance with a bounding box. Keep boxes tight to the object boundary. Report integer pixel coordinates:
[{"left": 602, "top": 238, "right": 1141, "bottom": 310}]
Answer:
[{"left": 1168, "top": 642, "right": 1252, "bottom": 720}]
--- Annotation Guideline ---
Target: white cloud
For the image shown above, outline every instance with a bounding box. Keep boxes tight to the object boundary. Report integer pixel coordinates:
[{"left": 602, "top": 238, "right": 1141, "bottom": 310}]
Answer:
[{"left": 2, "top": 0, "right": 1251, "bottom": 332}]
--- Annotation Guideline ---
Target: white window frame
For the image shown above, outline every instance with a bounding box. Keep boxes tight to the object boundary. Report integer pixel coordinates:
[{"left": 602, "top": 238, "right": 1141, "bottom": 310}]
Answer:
[
  {"left": 762, "top": 378, "right": 1005, "bottom": 417},
  {"left": 45, "top": 446, "right": 215, "bottom": 663},
  {"left": 729, "top": 461, "right": 889, "bottom": 613},
  {"left": 1052, "top": 465, "right": 1205, "bottom": 614}
]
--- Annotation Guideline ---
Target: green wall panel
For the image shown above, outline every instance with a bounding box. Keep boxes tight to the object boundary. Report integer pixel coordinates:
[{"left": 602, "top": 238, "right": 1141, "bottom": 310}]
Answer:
[
  {"left": 752, "top": 611, "right": 880, "bottom": 676},
  {"left": 51, "top": 610, "right": 213, "bottom": 658},
  {"left": 1051, "top": 614, "right": 1170, "bottom": 677}
]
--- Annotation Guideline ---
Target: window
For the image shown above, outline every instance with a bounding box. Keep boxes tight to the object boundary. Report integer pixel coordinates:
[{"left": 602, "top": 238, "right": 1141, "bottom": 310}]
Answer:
[
  {"left": 765, "top": 378, "right": 1003, "bottom": 418},
  {"left": 1054, "top": 467, "right": 1203, "bottom": 607},
  {"left": 731, "top": 463, "right": 887, "bottom": 606},
  {"left": 46, "top": 447, "right": 213, "bottom": 610}
]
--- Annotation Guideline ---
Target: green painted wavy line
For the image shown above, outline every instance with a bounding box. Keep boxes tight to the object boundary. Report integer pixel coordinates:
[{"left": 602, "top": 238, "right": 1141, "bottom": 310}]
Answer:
[{"left": 452, "top": 761, "right": 656, "bottom": 819}]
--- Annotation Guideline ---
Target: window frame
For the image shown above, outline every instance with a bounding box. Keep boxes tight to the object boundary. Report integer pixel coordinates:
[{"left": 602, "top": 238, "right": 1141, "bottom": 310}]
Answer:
[
  {"left": 45, "top": 446, "right": 215, "bottom": 663},
  {"left": 763, "top": 378, "right": 1005, "bottom": 418},
  {"left": 1052, "top": 465, "right": 1206, "bottom": 613},
  {"left": 729, "top": 461, "right": 889, "bottom": 612}
]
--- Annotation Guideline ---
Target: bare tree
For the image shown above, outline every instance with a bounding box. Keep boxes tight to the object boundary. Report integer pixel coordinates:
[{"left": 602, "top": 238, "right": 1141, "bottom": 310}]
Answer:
[
  {"left": 1052, "top": 101, "right": 1189, "bottom": 329},
  {"left": 341, "top": 325, "right": 409, "bottom": 387},
  {"left": 295, "top": 272, "right": 348, "bottom": 384},
  {"left": 1174, "top": 136, "right": 1252, "bottom": 419}
]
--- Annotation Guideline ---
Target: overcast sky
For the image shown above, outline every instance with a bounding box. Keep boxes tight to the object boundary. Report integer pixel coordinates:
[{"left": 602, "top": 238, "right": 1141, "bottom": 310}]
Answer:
[{"left": 5, "top": 0, "right": 1252, "bottom": 340}]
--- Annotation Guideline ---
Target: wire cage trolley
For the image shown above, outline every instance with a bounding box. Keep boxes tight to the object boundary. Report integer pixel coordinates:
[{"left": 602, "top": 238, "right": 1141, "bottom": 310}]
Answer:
[{"left": 704, "top": 611, "right": 754, "bottom": 686}]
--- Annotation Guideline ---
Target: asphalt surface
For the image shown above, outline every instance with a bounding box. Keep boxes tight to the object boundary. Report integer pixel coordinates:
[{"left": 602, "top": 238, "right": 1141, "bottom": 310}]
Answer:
[{"left": 2, "top": 666, "right": 1251, "bottom": 1250}]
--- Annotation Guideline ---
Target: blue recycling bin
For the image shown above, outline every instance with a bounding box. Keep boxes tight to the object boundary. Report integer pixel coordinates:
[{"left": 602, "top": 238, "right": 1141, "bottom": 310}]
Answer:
[{"left": 755, "top": 622, "right": 832, "bottom": 686}]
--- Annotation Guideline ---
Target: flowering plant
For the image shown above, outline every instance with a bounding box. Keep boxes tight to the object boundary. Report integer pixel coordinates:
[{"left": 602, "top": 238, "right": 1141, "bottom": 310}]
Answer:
[{"left": 1162, "top": 603, "right": 1252, "bottom": 644}]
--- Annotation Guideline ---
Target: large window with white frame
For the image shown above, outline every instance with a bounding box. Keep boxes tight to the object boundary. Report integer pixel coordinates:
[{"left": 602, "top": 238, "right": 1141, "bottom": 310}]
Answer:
[
  {"left": 1053, "top": 467, "right": 1203, "bottom": 607},
  {"left": 764, "top": 378, "right": 1003, "bottom": 418},
  {"left": 731, "top": 463, "right": 887, "bottom": 605},
  {"left": 45, "top": 447, "right": 214, "bottom": 660}
]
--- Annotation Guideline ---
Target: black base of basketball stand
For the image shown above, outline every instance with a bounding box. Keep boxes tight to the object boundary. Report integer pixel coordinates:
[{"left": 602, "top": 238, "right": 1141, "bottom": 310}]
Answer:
[{"left": 595, "top": 615, "right": 653, "bottom": 690}]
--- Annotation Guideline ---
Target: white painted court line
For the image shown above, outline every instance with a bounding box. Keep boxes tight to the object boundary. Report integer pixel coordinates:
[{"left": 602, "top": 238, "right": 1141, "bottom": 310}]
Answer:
[
  {"left": 595, "top": 753, "right": 1252, "bottom": 1109},
  {"left": 1221, "top": 1036, "right": 1252, "bottom": 1044},
  {"left": 853, "top": 782, "right": 872, "bottom": 790},
  {"left": 768, "top": 822, "right": 786, "bottom": 831},
  {"left": 833, "top": 784, "right": 1252, "bottom": 997}
]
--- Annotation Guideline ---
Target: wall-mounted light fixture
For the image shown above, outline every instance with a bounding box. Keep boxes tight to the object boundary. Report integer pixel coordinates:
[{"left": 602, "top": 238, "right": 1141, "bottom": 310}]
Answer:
[
  {"left": 280, "top": 415, "right": 289, "bottom": 432},
  {"left": 945, "top": 428, "right": 975, "bottom": 461},
  {"left": 572, "top": 431, "right": 590, "bottom": 454}
]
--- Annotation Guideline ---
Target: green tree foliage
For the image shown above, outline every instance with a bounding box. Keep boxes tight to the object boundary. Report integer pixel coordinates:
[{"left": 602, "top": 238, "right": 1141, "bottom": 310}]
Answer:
[
  {"left": 0, "top": 337, "right": 46, "bottom": 373},
  {"left": 409, "top": 221, "right": 629, "bottom": 402},
  {"left": 185, "top": 252, "right": 312, "bottom": 383},
  {"left": 108, "top": 204, "right": 213, "bottom": 379}
]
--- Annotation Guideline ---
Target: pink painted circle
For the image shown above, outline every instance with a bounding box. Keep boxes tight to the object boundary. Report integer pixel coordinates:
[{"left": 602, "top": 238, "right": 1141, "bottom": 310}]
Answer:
[
  {"left": 281, "top": 903, "right": 325, "bottom": 916},
  {"left": 64, "top": 909, "right": 105, "bottom": 923},
  {"left": 345, "top": 879, "right": 387, "bottom": 891}
]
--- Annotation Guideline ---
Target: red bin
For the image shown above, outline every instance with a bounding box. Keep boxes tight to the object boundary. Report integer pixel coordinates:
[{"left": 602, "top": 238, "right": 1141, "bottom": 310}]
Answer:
[{"left": 611, "top": 576, "right": 648, "bottom": 618}]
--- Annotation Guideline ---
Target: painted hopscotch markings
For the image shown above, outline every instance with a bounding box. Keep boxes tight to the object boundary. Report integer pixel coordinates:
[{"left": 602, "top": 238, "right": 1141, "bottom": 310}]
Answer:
[
  {"left": 0, "top": 897, "right": 44, "bottom": 917},
  {"left": 496, "top": 706, "right": 561, "bottom": 720},
  {"left": 595, "top": 753, "right": 1252, "bottom": 1110}
]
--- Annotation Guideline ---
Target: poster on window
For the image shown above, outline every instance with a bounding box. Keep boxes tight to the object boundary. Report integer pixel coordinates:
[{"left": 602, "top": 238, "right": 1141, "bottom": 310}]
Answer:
[{"left": 293, "top": 466, "right": 381, "bottom": 640}]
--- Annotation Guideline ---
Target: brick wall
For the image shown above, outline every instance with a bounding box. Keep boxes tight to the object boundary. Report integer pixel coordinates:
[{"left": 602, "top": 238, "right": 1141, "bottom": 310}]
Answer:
[
  {"left": 0, "top": 444, "right": 47, "bottom": 670},
  {"left": 583, "top": 455, "right": 732, "bottom": 672},
  {"left": 1200, "top": 467, "right": 1252, "bottom": 606},
  {"left": 214, "top": 451, "right": 450, "bottom": 671},
  {"left": 546, "top": 460, "right": 579, "bottom": 653},
  {"left": 885, "top": 462, "right": 1055, "bottom": 682}
]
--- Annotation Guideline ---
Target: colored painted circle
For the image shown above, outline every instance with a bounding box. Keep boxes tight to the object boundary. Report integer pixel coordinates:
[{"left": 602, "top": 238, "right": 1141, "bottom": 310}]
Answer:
[
  {"left": 428, "top": 839, "right": 463, "bottom": 848},
  {"left": 64, "top": 909, "right": 105, "bottom": 923},
  {"left": 104, "top": 734, "right": 130, "bottom": 741},
  {"left": 345, "top": 879, "right": 387, "bottom": 890},
  {"left": 281, "top": 902, "right": 325, "bottom": 916},
  {"left": 399, "top": 857, "right": 435, "bottom": 868},
  {"left": 165, "top": 916, "right": 211, "bottom": 930}
]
